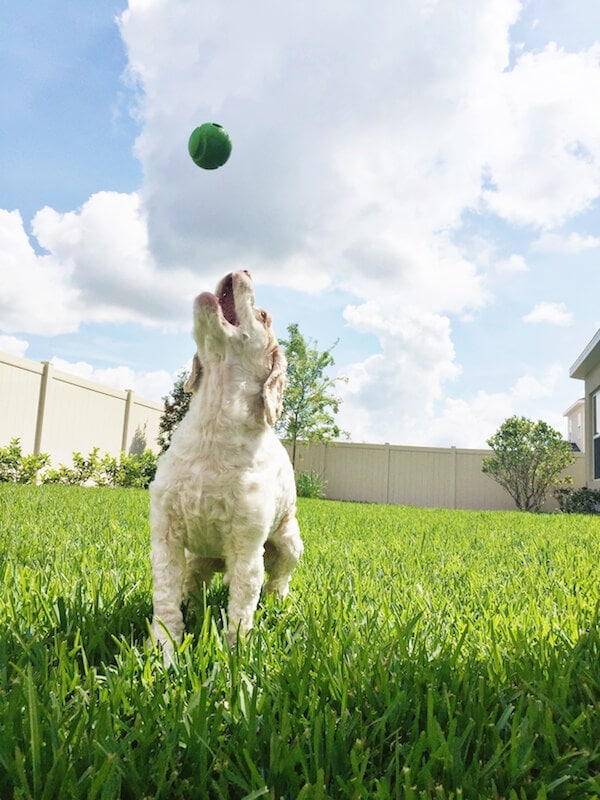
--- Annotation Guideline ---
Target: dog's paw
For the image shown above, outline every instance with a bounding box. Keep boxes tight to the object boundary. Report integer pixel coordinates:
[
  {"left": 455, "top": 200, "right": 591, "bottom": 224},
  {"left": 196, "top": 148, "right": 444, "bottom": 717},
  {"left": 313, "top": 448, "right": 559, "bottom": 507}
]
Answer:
[
  {"left": 147, "top": 637, "right": 176, "bottom": 668},
  {"left": 263, "top": 579, "right": 290, "bottom": 599},
  {"left": 148, "top": 621, "right": 179, "bottom": 668}
]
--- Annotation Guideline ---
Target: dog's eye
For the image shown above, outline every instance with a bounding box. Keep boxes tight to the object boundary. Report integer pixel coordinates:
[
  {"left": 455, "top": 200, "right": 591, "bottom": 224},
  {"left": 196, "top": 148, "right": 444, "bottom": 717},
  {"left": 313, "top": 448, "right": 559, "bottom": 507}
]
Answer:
[{"left": 260, "top": 311, "right": 267, "bottom": 322}]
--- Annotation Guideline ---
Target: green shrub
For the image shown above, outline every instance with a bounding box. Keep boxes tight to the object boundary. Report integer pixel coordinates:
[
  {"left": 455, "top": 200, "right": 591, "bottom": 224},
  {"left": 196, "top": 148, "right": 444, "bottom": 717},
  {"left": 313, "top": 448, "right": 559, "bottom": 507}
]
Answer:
[
  {"left": 295, "top": 469, "right": 326, "bottom": 498},
  {"left": 111, "top": 450, "right": 158, "bottom": 488},
  {"left": 0, "top": 441, "right": 157, "bottom": 488},
  {"left": 0, "top": 438, "right": 50, "bottom": 483},
  {"left": 41, "top": 448, "right": 157, "bottom": 488},
  {"left": 42, "top": 447, "right": 105, "bottom": 485},
  {"left": 554, "top": 486, "right": 600, "bottom": 514},
  {"left": 482, "top": 416, "right": 574, "bottom": 511}
]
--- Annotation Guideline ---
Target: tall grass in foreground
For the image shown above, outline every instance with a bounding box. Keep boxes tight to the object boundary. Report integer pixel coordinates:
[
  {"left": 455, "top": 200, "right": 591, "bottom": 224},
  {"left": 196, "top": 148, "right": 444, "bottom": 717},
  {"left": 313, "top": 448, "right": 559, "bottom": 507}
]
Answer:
[{"left": 0, "top": 485, "right": 598, "bottom": 799}]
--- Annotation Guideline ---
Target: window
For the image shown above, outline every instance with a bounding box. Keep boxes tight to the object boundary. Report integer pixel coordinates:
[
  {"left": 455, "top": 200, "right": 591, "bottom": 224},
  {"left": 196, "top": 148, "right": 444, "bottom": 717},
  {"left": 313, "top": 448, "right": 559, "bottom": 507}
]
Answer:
[{"left": 594, "top": 391, "right": 600, "bottom": 480}]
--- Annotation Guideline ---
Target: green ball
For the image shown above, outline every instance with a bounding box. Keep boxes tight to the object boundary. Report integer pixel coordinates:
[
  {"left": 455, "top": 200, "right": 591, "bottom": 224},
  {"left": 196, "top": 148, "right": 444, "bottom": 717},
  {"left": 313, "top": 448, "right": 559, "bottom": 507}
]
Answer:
[{"left": 188, "top": 123, "right": 232, "bottom": 170}]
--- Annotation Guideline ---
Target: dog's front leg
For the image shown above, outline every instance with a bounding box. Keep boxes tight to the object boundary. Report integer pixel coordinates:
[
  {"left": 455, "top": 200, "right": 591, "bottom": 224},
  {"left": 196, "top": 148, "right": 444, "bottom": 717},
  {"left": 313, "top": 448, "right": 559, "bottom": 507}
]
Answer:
[
  {"left": 224, "top": 546, "right": 265, "bottom": 644},
  {"left": 264, "top": 511, "right": 303, "bottom": 598},
  {"left": 150, "top": 527, "right": 186, "bottom": 662}
]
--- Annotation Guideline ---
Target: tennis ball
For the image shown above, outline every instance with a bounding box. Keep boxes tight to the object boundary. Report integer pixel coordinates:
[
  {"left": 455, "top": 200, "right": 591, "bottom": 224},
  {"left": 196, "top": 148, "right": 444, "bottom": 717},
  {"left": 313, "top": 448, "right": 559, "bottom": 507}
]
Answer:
[{"left": 188, "top": 123, "right": 232, "bottom": 170}]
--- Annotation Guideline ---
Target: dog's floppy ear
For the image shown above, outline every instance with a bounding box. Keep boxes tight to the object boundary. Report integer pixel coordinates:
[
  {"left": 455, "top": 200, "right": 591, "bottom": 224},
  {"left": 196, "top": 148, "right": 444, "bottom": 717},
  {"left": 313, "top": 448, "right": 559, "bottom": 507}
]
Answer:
[
  {"left": 262, "top": 344, "right": 287, "bottom": 426},
  {"left": 183, "top": 353, "right": 203, "bottom": 394}
]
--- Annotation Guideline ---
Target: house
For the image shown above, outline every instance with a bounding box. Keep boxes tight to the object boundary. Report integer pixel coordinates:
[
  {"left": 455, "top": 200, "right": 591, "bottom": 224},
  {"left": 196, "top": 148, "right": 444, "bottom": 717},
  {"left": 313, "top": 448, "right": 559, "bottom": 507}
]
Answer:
[
  {"left": 570, "top": 328, "right": 600, "bottom": 485},
  {"left": 563, "top": 398, "right": 585, "bottom": 452}
]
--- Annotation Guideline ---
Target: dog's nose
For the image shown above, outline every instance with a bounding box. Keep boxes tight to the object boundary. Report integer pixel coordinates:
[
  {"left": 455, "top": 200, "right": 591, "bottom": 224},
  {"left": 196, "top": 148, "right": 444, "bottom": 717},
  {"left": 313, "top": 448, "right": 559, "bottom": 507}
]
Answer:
[{"left": 242, "top": 269, "right": 252, "bottom": 279}]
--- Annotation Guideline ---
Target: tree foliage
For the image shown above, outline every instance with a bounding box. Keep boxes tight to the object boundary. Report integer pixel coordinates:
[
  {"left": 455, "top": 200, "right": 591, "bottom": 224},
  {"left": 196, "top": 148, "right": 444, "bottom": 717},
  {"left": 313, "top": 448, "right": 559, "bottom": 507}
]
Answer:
[
  {"left": 157, "top": 369, "right": 195, "bottom": 454},
  {"left": 482, "top": 416, "right": 574, "bottom": 512},
  {"left": 0, "top": 438, "right": 50, "bottom": 483},
  {"left": 276, "top": 323, "right": 347, "bottom": 468}
]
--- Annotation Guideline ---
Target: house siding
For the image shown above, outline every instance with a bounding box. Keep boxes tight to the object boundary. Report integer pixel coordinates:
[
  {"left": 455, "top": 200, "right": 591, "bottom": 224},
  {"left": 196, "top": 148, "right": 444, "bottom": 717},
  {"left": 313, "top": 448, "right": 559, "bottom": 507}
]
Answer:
[{"left": 584, "top": 362, "right": 600, "bottom": 488}]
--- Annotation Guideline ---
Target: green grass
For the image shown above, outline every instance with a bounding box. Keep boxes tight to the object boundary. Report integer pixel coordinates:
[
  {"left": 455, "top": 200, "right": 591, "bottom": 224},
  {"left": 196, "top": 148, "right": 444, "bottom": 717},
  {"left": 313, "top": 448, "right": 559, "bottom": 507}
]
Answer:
[{"left": 0, "top": 485, "right": 598, "bottom": 799}]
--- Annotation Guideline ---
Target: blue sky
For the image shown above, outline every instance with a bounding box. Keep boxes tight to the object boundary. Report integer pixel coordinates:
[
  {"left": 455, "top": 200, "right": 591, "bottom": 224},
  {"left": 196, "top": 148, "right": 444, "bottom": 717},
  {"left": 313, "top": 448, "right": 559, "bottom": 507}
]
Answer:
[{"left": 1, "top": 0, "right": 599, "bottom": 447}]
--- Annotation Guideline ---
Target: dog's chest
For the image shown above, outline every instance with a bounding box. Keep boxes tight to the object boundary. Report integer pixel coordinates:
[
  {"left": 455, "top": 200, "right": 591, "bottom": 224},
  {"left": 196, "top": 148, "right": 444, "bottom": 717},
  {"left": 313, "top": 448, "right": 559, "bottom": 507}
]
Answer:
[
  {"left": 173, "top": 439, "right": 287, "bottom": 552},
  {"left": 179, "top": 468, "right": 274, "bottom": 557},
  {"left": 183, "top": 492, "right": 234, "bottom": 556}
]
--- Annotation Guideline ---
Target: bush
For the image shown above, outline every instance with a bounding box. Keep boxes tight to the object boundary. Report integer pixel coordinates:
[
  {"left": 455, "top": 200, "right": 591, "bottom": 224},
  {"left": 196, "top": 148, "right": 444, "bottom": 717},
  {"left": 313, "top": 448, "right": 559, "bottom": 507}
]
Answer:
[
  {"left": 111, "top": 450, "right": 158, "bottom": 488},
  {"left": 482, "top": 416, "right": 574, "bottom": 512},
  {"left": 42, "top": 447, "right": 106, "bottom": 486},
  {"left": 296, "top": 470, "right": 327, "bottom": 499},
  {"left": 0, "top": 439, "right": 50, "bottom": 483},
  {"left": 0, "top": 441, "right": 158, "bottom": 488},
  {"left": 42, "top": 448, "right": 158, "bottom": 488},
  {"left": 554, "top": 486, "right": 600, "bottom": 514}
]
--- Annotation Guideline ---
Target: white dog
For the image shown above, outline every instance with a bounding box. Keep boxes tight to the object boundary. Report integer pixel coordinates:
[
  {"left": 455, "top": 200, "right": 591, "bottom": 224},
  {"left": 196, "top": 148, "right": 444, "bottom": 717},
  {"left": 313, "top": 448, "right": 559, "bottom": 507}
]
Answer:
[{"left": 150, "top": 270, "right": 303, "bottom": 656}]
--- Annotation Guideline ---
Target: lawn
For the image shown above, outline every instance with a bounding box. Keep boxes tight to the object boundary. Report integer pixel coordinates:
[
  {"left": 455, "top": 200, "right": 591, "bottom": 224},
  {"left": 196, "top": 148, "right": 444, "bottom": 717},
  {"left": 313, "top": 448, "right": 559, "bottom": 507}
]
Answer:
[{"left": 0, "top": 484, "right": 598, "bottom": 799}]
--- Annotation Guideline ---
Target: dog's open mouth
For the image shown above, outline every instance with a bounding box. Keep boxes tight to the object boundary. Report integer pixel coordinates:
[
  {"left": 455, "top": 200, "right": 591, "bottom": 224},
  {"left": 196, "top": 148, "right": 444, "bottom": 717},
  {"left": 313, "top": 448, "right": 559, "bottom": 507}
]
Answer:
[{"left": 218, "top": 274, "right": 239, "bottom": 326}]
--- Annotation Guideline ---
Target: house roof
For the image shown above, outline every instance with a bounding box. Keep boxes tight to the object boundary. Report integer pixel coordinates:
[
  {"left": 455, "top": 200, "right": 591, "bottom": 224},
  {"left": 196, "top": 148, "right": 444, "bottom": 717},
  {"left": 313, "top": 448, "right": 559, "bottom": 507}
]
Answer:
[
  {"left": 570, "top": 328, "right": 600, "bottom": 380},
  {"left": 563, "top": 398, "right": 585, "bottom": 416}
]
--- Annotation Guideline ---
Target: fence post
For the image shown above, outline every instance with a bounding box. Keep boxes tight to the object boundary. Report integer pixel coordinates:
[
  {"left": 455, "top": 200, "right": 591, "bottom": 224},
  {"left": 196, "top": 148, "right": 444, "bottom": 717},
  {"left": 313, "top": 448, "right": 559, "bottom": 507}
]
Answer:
[
  {"left": 451, "top": 446, "right": 457, "bottom": 509},
  {"left": 385, "top": 443, "right": 392, "bottom": 504},
  {"left": 33, "top": 362, "right": 52, "bottom": 455},
  {"left": 121, "top": 389, "right": 134, "bottom": 454}
]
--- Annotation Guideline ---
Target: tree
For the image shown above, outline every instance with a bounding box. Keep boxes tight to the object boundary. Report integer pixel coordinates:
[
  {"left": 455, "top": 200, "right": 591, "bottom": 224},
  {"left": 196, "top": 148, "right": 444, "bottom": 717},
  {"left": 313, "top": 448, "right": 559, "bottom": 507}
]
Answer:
[
  {"left": 276, "top": 323, "right": 347, "bottom": 468},
  {"left": 482, "top": 416, "right": 574, "bottom": 512},
  {"left": 157, "top": 369, "right": 195, "bottom": 453}
]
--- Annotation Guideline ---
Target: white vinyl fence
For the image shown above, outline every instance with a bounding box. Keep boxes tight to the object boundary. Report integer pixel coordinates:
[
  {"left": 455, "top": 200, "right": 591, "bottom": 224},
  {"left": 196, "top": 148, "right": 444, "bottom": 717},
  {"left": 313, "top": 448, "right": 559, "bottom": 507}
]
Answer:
[
  {"left": 287, "top": 441, "right": 586, "bottom": 512},
  {"left": 0, "top": 351, "right": 164, "bottom": 466},
  {"left": 1, "top": 350, "right": 585, "bottom": 510}
]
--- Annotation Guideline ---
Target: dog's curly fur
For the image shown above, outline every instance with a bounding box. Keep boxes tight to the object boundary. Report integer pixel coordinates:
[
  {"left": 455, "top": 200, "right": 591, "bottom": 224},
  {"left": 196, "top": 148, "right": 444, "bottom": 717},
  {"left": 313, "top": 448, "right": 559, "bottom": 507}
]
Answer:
[{"left": 150, "top": 271, "right": 303, "bottom": 657}]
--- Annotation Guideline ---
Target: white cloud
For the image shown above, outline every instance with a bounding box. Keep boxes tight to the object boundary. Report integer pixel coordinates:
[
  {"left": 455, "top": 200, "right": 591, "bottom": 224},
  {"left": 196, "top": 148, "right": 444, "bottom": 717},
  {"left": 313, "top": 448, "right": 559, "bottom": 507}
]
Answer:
[
  {"left": 0, "top": 193, "right": 201, "bottom": 337},
  {"left": 523, "top": 301, "right": 573, "bottom": 326},
  {"left": 338, "top": 305, "right": 461, "bottom": 443},
  {"left": 496, "top": 254, "right": 528, "bottom": 273},
  {"left": 512, "top": 364, "right": 564, "bottom": 402},
  {"left": 424, "top": 364, "right": 566, "bottom": 448},
  {"left": 482, "top": 43, "right": 600, "bottom": 228},
  {"left": 0, "top": 334, "right": 29, "bottom": 358},
  {"left": 531, "top": 231, "right": 600, "bottom": 254},
  {"left": 339, "top": 359, "right": 566, "bottom": 449},
  {"left": 50, "top": 357, "right": 173, "bottom": 402},
  {"left": 33, "top": 192, "right": 199, "bottom": 326},
  {"left": 118, "top": 0, "right": 523, "bottom": 311},
  {"left": 0, "top": 209, "right": 80, "bottom": 335}
]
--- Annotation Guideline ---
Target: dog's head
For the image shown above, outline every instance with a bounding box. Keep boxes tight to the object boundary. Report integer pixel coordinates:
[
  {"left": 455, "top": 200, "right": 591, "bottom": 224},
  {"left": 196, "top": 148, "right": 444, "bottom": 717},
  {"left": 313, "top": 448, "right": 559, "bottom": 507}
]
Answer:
[{"left": 185, "top": 270, "right": 287, "bottom": 426}]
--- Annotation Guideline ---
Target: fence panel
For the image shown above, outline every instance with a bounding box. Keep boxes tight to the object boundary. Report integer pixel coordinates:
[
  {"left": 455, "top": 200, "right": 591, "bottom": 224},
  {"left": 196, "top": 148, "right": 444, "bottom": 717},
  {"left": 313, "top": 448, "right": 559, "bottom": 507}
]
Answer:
[
  {"left": 0, "top": 352, "right": 164, "bottom": 464},
  {"left": 454, "top": 449, "right": 515, "bottom": 510},
  {"left": 291, "top": 441, "right": 585, "bottom": 511},
  {"left": 41, "top": 370, "right": 128, "bottom": 466},
  {"left": 327, "top": 443, "right": 390, "bottom": 503},
  {"left": 128, "top": 397, "right": 163, "bottom": 455},
  {"left": 0, "top": 353, "right": 42, "bottom": 454},
  {"left": 388, "top": 446, "right": 456, "bottom": 508}
]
